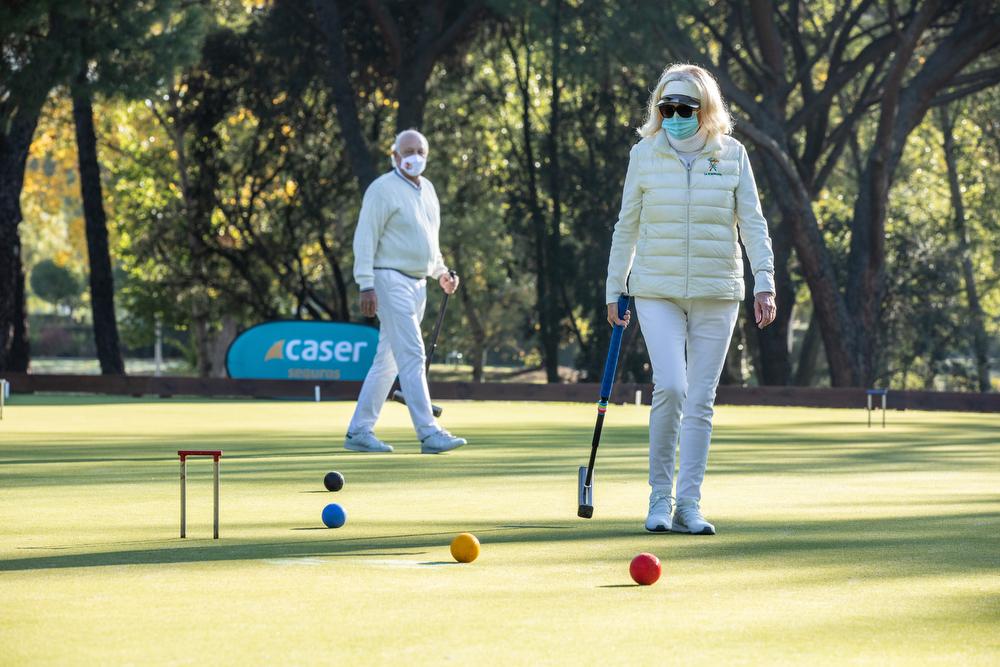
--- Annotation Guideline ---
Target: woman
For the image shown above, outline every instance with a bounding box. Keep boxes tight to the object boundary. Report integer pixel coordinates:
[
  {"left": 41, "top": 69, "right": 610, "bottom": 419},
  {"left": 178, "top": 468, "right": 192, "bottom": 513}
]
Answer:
[{"left": 606, "top": 64, "right": 777, "bottom": 535}]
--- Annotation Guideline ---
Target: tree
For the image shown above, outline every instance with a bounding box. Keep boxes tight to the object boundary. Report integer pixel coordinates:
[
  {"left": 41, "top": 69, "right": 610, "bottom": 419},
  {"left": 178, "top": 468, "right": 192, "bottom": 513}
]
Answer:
[
  {"left": 64, "top": 1, "right": 205, "bottom": 374},
  {"left": 655, "top": 0, "right": 1000, "bottom": 386},
  {"left": 310, "top": 0, "right": 489, "bottom": 192},
  {"left": 937, "top": 103, "right": 992, "bottom": 392},
  {"left": 111, "top": 6, "right": 367, "bottom": 374},
  {"left": 0, "top": 4, "right": 78, "bottom": 371},
  {"left": 1, "top": 1, "right": 205, "bottom": 373},
  {"left": 72, "top": 82, "right": 125, "bottom": 373},
  {"left": 30, "top": 259, "right": 83, "bottom": 315}
]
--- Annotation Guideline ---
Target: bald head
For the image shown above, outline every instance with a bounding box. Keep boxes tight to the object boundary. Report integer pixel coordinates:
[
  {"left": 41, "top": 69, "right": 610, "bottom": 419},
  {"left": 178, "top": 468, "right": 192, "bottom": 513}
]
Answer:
[{"left": 392, "top": 129, "right": 429, "bottom": 157}]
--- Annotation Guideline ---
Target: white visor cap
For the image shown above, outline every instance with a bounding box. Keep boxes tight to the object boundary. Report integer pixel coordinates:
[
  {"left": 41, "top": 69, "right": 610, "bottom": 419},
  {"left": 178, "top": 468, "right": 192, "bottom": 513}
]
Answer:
[{"left": 658, "top": 79, "right": 702, "bottom": 108}]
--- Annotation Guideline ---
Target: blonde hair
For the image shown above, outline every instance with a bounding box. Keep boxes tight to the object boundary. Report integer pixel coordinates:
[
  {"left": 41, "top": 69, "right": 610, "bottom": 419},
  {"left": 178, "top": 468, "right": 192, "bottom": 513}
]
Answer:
[{"left": 638, "top": 64, "right": 733, "bottom": 139}]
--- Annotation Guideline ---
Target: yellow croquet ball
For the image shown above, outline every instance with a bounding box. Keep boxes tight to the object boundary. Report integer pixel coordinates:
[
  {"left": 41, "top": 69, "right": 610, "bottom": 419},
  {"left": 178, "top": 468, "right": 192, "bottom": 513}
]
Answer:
[{"left": 450, "top": 533, "right": 480, "bottom": 563}]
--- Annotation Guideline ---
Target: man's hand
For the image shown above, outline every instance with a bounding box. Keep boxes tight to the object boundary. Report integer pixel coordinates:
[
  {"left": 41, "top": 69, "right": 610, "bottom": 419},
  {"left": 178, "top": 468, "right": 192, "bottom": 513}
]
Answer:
[
  {"left": 360, "top": 290, "right": 377, "bottom": 318},
  {"left": 754, "top": 292, "right": 777, "bottom": 329},
  {"left": 439, "top": 271, "right": 459, "bottom": 295}
]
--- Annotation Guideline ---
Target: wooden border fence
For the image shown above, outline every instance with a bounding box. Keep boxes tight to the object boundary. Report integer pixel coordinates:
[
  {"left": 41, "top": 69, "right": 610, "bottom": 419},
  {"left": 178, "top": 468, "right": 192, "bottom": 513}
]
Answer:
[{"left": 0, "top": 373, "right": 997, "bottom": 412}]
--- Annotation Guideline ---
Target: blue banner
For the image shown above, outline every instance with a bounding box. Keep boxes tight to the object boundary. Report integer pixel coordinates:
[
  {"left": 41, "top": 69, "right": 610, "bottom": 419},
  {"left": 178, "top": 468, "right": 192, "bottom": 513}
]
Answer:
[{"left": 226, "top": 321, "right": 379, "bottom": 381}]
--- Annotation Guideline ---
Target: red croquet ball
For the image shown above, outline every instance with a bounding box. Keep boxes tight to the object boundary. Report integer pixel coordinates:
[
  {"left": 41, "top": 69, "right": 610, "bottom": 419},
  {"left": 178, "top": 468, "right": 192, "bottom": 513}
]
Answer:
[{"left": 629, "top": 552, "right": 662, "bottom": 586}]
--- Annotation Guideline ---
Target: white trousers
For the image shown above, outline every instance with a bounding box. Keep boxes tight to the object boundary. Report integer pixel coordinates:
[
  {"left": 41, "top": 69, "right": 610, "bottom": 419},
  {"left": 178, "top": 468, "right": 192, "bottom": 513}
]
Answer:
[
  {"left": 635, "top": 297, "right": 739, "bottom": 501},
  {"left": 348, "top": 269, "right": 440, "bottom": 440}
]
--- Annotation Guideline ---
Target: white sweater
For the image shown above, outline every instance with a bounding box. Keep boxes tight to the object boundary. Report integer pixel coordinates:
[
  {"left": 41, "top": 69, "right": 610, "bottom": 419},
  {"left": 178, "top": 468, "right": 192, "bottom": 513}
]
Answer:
[
  {"left": 606, "top": 131, "right": 775, "bottom": 303},
  {"left": 352, "top": 169, "right": 449, "bottom": 291}
]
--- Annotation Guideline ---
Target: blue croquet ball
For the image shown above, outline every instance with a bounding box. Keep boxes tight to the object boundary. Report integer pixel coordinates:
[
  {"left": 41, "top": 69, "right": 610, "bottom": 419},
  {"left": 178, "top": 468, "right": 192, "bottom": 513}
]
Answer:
[{"left": 322, "top": 503, "right": 347, "bottom": 528}]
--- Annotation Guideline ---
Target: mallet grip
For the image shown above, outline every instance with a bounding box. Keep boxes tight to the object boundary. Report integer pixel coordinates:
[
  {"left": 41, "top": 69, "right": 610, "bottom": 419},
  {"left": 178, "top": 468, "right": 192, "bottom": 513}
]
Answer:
[{"left": 599, "top": 294, "right": 630, "bottom": 401}]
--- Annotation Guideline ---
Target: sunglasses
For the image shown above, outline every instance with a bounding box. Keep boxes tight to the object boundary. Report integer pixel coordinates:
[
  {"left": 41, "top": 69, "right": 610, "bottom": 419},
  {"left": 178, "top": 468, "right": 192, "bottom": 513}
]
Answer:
[{"left": 658, "top": 104, "right": 697, "bottom": 119}]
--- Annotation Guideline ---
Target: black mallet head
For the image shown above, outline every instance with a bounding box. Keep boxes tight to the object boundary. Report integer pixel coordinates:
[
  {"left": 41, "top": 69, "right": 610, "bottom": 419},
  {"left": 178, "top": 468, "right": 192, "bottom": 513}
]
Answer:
[
  {"left": 577, "top": 466, "right": 594, "bottom": 518},
  {"left": 324, "top": 471, "right": 345, "bottom": 492}
]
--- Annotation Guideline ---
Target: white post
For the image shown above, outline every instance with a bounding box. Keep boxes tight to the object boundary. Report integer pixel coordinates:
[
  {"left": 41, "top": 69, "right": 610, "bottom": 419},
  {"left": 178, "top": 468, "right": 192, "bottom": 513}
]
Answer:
[
  {"left": 154, "top": 318, "right": 164, "bottom": 377},
  {"left": 882, "top": 392, "right": 887, "bottom": 428},
  {"left": 213, "top": 458, "right": 220, "bottom": 540},
  {"left": 314, "top": 385, "right": 321, "bottom": 402},
  {"left": 635, "top": 389, "right": 642, "bottom": 406},
  {"left": 0, "top": 379, "right": 6, "bottom": 420},
  {"left": 180, "top": 457, "right": 187, "bottom": 538},
  {"left": 867, "top": 393, "right": 872, "bottom": 428}
]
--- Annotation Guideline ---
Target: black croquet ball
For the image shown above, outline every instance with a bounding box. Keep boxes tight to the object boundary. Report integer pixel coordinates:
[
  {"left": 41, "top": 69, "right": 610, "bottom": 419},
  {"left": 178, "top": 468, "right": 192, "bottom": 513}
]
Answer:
[{"left": 324, "top": 471, "right": 345, "bottom": 492}]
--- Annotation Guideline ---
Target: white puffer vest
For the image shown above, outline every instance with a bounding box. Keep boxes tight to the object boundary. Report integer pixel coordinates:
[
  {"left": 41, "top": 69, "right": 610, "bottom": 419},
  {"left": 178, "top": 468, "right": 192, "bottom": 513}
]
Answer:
[{"left": 605, "top": 131, "right": 774, "bottom": 303}]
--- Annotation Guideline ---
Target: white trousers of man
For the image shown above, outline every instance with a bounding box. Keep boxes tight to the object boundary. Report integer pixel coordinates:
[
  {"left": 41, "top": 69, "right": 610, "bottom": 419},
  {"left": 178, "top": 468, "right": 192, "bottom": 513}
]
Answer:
[
  {"left": 348, "top": 269, "right": 440, "bottom": 440},
  {"left": 635, "top": 297, "right": 740, "bottom": 502}
]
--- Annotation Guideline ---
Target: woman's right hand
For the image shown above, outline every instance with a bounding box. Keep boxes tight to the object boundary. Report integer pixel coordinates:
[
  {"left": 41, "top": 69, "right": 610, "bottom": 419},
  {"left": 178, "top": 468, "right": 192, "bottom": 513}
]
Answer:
[{"left": 607, "top": 302, "right": 631, "bottom": 328}]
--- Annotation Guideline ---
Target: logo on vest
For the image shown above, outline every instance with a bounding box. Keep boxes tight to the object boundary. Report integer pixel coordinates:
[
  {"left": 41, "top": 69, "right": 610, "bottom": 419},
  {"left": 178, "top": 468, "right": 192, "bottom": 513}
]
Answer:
[{"left": 704, "top": 157, "right": 722, "bottom": 176}]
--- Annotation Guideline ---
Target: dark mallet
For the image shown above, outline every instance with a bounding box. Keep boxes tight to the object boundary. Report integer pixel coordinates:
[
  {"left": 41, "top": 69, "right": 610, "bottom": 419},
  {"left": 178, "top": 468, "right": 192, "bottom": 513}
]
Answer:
[
  {"left": 324, "top": 471, "right": 345, "bottom": 492},
  {"left": 577, "top": 293, "right": 630, "bottom": 519},
  {"left": 392, "top": 270, "right": 456, "bottom": 417}
]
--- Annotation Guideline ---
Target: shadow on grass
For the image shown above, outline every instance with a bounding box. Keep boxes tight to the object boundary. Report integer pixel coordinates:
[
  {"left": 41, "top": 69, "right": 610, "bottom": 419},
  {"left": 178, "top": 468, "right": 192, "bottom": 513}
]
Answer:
[
  {"left": 2, "top": 512, "right": 997, "bottom": 576},
  {"left": 5, "top": 416, "right": 999, "bottom": 487},
  {"left": 419, "top": 561, "right": 461, "bottom": 566}
]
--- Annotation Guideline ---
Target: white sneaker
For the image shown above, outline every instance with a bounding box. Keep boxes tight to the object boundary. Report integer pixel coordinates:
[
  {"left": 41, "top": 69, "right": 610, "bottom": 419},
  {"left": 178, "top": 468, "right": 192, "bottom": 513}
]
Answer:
[
  {"left": 420, "top": 430, "right": 467, "bottom": 454},
  {"left": 645, "top": 491, "right": 673, "bottom": 533},
  {"left": 672, "top": 498, "right": 716, "bottom": 535},
  {"left": 344, "top": 432, "right": 394, "bottom": 453}
]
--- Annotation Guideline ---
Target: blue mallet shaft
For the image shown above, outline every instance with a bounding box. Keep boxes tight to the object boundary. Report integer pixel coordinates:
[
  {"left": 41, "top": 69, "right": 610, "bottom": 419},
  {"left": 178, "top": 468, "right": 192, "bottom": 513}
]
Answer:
[{"left": 583, "top": 294, "right": 630, "bottom": 488}]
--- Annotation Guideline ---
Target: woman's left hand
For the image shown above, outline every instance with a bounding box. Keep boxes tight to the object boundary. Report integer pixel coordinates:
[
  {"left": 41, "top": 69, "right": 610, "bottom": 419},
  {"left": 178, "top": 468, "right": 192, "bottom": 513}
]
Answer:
[{"left": 754, "top": 292, "right": 777, "bottom": 329}]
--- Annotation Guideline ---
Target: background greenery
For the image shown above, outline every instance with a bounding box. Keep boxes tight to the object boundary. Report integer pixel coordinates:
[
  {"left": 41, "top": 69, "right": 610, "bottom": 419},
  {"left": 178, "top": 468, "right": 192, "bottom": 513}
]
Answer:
[{"left": 3, "top": 0, "right": 998, "bottom": 390}]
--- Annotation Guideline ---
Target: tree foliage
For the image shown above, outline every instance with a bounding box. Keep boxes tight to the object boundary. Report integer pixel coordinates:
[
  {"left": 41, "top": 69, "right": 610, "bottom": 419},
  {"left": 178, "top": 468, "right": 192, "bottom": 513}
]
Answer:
[{"left": 8, "top": 0, "right": 1000, "bottom": 389}]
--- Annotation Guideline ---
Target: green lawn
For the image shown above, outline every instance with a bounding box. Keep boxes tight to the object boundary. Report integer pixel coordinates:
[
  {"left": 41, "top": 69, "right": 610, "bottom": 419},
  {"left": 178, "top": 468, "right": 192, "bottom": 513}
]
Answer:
[{"left": 1, "top": 396, "right": 997, "bottom": 665}]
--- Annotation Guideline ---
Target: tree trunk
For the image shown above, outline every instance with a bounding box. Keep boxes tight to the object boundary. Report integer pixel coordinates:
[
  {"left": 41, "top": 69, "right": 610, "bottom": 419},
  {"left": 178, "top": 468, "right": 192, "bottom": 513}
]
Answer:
[
  {"left": 312, "top": 0, "right": 378, "bottom": 190},
  {"left": 454, "top": 250, "right": 487, "bottom": 383},
  {"left": 329, "top": 249, "right": 350, "bottom": 321},
  {"left": 394, "top": 66, "right": 431, "bottom": 133},
  {"left": 719, "top": 323, "right": 744, "bottom": 385},
  {"left": 72, "top": 82, "right": 125, "bottom": 375},
  {"left": 732, "top": 143, "right": 860, "bottom": 386},
  {"left": 543, "top": 0, "right": 565, "bottom": 383},
  {"left": 11, "top": 258, "right": 31, "bottom": 371},
  {"left": 762, "top": 155, "right": 860, "bottom": 387},
  {"left": 192, "top": 316, "right": 212, "bottom": 378},
  {"left": 0, "top": 110, "right": 41, "bottom": 372},
  {"left": 511, "top": 30, "right": 560, "bottom": 383},
  {"left": 939, "top": 104, "right": 991, "bottom": 392},
  {"left": 745, "top": 199, "right": 794, "bottom": 385},
  {"left": 794, "top": 310, "right": 822, "bottom": 386},
  {"left": 740, "top": 295, "right": 762, "bottom": 385},
  {"left": 207, "top": 315, "right": 239, "bottom": 378}
]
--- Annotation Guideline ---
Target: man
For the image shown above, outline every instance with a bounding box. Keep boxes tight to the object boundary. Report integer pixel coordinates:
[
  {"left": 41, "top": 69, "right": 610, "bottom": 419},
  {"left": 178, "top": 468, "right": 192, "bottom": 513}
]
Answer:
[{"left": 345, "top": 129, "right": 467, "bottom": 454}]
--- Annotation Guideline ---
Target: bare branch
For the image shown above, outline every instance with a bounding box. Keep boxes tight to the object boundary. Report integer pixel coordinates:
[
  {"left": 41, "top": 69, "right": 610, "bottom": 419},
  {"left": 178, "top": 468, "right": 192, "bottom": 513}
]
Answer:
[
  {"left": 929, "top": 65, "right": 1000, "bottom": 106},
  {"left": 788, "top": 30, "right": 896, "bottom": 131},
  {"left": 691, "top": 3, "right": 766, "bottom": 91},
  {"left": 749, "top": 0, "right": 785, "bottom": 88}
]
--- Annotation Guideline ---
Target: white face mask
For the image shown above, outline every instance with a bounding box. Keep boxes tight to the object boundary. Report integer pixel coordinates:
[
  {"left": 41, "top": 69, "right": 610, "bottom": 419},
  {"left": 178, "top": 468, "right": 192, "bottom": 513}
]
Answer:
[{"left": 397, "top": 153, "right": 426, "bottom": 177}]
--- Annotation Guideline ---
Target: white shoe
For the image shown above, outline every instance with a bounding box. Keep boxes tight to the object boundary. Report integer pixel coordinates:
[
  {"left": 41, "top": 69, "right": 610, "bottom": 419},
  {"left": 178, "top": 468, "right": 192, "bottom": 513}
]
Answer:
[
  {"left": 645, "top": 491, "right": 673, "bottom": 533},
  {"left": 421, "top": 430, "right": 467, "bottom": 454},
  {"left": 344, "top": 432, "right": 394, "bottom": 453},
  {"left": 672, "top": 498, "right": 716, "bottom": 535}
]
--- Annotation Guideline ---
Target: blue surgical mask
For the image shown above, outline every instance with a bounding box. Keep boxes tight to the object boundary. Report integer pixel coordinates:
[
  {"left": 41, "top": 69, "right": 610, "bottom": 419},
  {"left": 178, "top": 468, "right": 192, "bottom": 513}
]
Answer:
[{"left": 662, "top": 116, "right": 699, "bottom": 140}]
